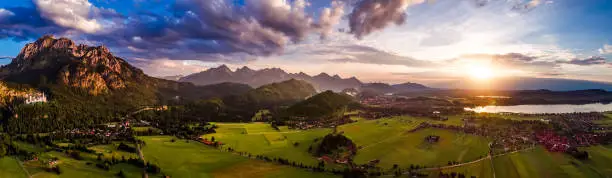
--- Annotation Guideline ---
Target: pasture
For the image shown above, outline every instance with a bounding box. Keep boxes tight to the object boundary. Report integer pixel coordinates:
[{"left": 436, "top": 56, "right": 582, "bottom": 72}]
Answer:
[
  {"left": 10, "top": 141, "right": 143, "bottom": 178},
  {"left": 203, "top": 123, "right": 332, "bottom": 167},
  {"left": 0, "top": 157, "right": 28, "bottom": 178},
  {"left": 425, "top": 146, "right": 612, "bottom": 178},
  {"left": 138, "top": 136, "right": 338, "bottom": 178},
  {"left": 351, "top": 127, "right": 490, "bottom": 169}
]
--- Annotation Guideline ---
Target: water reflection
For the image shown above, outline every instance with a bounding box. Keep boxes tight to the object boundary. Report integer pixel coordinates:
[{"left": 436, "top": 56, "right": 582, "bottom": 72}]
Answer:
[{"left": 465, "top": 103, "right": 612, "bottom": 114}]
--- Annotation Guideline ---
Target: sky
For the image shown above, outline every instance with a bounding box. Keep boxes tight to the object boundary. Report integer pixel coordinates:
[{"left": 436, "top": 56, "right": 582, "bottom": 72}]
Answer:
[{"left": 1, "top": 0, "right": 612, "bottom": 86}]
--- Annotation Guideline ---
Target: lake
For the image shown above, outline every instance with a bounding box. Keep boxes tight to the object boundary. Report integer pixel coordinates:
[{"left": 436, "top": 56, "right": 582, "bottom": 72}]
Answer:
[{"left": 465, "top": 103, "right": 612, "bottom": 114}]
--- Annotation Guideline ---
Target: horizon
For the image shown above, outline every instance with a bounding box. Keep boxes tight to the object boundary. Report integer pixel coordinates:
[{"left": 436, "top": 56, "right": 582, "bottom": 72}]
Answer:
[{"left": 1, "top": 0, "right": 612, "bottom": 87}]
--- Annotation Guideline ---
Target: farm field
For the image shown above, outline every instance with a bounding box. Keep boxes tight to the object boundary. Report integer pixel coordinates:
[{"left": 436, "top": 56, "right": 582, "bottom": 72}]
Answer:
[
  {"left": 423, "top": 146, "right": 612, "bottom": 178},
  {"left": 0, "top": 157, "right": 28, "bottom": 178},
  {"left": 352, "top": 127, "right": 491, "bottom": 169},
  {"left": 89, "top": 142, "right": 140, "bottom": 160},
  {"left": 204, "top": 123, "right": 333, "bottom": 167},
  {"left": 138, "top": 136, "right": 339, "bottom": 178},
  {"left": 23, "top": 151, "right": 142, "bottom": 178},
  {"left": 9, "top": 141, "right": 144, "bottom": 178}
]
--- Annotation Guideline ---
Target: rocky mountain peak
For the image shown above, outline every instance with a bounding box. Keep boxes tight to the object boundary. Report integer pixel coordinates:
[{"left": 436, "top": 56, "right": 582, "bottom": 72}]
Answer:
[
  {"left": 315, "top": 72, "right": 331, "bottom": 78},
  {"left": 236, "top": 66, "right": 255, "bottom": 74},
  {"left": 1, "top": 35, "right": 142, "bottom": 95},
  {"left": 211, "top": 64, "right": 232, "bottom": 73}
]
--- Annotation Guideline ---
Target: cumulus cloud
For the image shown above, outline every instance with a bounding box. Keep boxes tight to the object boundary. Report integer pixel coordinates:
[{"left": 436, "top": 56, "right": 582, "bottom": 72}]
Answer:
[
  {"left": 318, "top": 1, "right": 346, "bottom": 39},
  {"left": 599, "top": 44, "right": 612, "bottom": 54},
  {"left": 33, "top": 0, "right": 102, "bottom": 33},
  {"left": 348, "top": 0, "right": 426, "bottom": 39}
]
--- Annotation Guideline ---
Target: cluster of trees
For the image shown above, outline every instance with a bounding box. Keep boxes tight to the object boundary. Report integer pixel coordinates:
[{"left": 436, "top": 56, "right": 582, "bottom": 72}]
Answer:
[
  {"left": 314, "top": 133, "right": 357, "bottom": 157},
  {"left": 282, "top": 90, "right": 357, "bottom": 121}
]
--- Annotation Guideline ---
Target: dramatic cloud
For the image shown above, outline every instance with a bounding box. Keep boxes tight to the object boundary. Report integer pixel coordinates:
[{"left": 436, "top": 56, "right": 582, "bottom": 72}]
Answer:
[
  {"left": 33, "top": 0, "right": 102, "bottom": 33},
  {"left": 600, "top": 44, "right": 612, "bottom": 54},
  {"left": 0, "top": 7, "right": 67, "bottom": 41},
  {"left": 348, "top": 0, "right": 426, "bottom": 39}
]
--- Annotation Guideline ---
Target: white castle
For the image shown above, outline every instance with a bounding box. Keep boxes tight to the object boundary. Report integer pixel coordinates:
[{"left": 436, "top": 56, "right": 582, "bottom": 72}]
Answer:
[{"left": 25, "top": 93, "right": 47, "bottom": 104}]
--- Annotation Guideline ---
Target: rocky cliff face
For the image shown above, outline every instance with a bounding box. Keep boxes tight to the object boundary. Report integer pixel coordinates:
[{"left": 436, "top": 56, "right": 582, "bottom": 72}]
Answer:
[{"left": 0, "top": 35, "right": 145, "bottom": 95}]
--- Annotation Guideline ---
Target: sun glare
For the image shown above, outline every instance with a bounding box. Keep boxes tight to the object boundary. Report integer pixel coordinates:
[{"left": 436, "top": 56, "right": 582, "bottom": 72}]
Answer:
[{"left": 467, "top": 63, "right": 496, "bottom": 81}]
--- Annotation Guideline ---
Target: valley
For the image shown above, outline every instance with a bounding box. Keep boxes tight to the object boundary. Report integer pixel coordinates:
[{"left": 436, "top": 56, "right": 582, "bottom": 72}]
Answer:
[{"left": 0, "top": 36, "right": 611, "bottom": 178}]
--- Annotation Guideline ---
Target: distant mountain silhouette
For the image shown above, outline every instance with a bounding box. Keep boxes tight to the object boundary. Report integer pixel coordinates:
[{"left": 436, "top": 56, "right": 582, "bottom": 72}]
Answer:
[
  {"left": 180, "top": 65, "right": 363, "bottom": 91},
  {"left": 432, "top": 77, "right": 612, "bottom": 91}
]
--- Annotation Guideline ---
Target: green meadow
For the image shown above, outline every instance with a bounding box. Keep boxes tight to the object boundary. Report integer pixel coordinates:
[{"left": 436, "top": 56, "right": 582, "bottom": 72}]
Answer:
[
  {"left": 6, "top": 141, "right": 144, "bottom": 178},
  {"left": 138, "top": 136, "right": 338, "bottom": 178},
  {"left": 351, "top": 128, "right": 490, "bottom": 169},
  {"left": 425, "top": 146, "right": 612, "bottom": 178},
  {"left": 203, "top": 123, "right": 332, "bottom": 167},
  {"left": 335, "top": 116, "right": 490, "bottom": 168},
  {"left": 0, "top": 157, "right": 28, "bottom": 178}
]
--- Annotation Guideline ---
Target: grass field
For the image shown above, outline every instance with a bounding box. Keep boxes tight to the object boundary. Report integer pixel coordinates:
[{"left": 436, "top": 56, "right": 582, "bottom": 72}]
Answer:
[
  {"left": 23, "top": 151, "right": 142, "bottom": 178},
  {"left": 89, "top": 142, "right": 140, "bottom": 160},
  {"left": 138, "top": 136, "right": 338, "bottom": 178},
  {"left": 335, "top": 116, "right": 490, "bottom": 169},
  {"left": 0, "top": 157, "right": 28, "bottom": 178},
  {"left": 352, "top": 127, "right": 490, "bottom": 169},
  {"left": 10, "top": 141, "right": 144, "bottom": 178},
  {"left": 203, "top": 123, "right": 332, "bottom": 167},
  {"left": 424, "top": 146, "right": 612, "bottom": 178}
]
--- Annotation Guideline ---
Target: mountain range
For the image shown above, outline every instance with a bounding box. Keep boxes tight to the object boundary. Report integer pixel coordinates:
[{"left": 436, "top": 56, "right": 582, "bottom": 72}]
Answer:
[
  {"left": 178, "top": 65, "right": 363, "bottom": 92},
  {"left": 0, "top": 35, "right": 252, "bottom": 107}
]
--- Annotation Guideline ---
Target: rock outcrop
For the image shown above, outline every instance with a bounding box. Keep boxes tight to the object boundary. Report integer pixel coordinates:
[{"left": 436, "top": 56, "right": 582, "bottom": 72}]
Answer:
[{"left": 1, "top": 35, "right": 145, "bottom": 95}]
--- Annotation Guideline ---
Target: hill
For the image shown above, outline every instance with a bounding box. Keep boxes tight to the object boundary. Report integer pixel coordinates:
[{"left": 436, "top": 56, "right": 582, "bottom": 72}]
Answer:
[
  {"left": 179, "top": 65, "right": 362, "bottom": 91},
  {"left": 0, "top": 36, "right": 252, "bottom": 133},
  {"left": 224, "top": 79, "right": 317, "bottom": 108},
  {"left": 360, "top": 82, "right": 431, "bottom": 95},
  {"left": 283, "top": 90, "right": 356, "bottom": 120}
]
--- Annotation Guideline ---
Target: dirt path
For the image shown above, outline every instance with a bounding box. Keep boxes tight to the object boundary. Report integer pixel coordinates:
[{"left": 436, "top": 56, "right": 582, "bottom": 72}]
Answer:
[
  {"left": 406, "top": 147, "right": 535, "bottom": 173},
  {"left": 137, "top": 143, "right": 149, "bottom": 178}
]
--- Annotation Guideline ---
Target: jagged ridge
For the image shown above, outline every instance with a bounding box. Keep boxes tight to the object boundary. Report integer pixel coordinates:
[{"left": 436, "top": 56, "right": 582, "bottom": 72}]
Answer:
[{"left": 179, "top": 65, "right": 363, "bottom": 92}]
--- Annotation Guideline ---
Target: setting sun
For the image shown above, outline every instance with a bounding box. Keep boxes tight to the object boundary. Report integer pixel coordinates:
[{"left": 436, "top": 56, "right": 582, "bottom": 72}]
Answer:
[{"left": 467, "top": 63, "right": 496, "bottom": 81}]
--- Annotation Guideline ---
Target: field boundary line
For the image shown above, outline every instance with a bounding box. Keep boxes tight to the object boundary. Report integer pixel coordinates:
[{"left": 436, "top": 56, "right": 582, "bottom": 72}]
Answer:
[{"left": 14, "top": 157, "right": 31, "bottom": 178}]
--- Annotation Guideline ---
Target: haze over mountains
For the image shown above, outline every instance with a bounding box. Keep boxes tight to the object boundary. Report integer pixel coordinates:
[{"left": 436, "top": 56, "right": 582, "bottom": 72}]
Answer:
[
  {"left": 178, "top": 65, "right": 363, "bottom": 92},
  {"left": 2, "top": 35, "right": 612, "bottom": 93}
]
